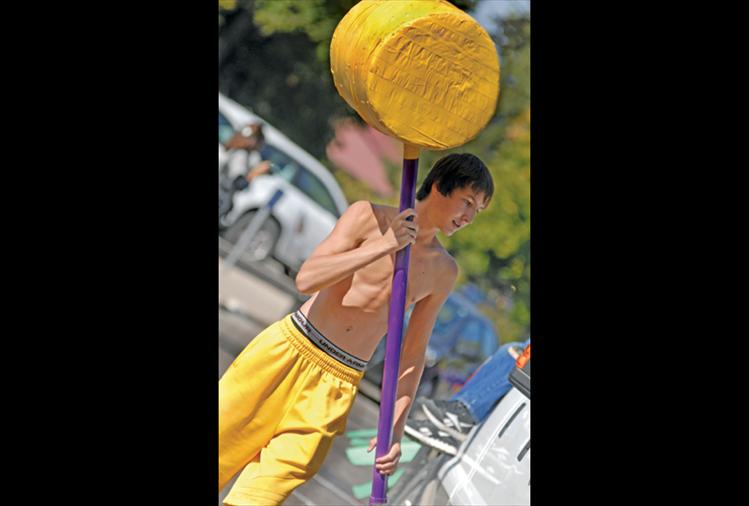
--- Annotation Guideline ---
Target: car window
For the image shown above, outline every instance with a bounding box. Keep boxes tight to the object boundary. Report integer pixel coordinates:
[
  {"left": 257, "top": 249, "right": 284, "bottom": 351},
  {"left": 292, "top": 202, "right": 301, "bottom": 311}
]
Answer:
[
  {"left": 454, "top": 319, "right": 485, "bottom": 361},
  {"left": 219, "top": 112, "right": 235, "bottom": 145},
  {"left": 293, "top": 167, "right": 340, "bottom": 217},
  {"left": 259, "top": 145, "right": 300, "bottom": 183}
]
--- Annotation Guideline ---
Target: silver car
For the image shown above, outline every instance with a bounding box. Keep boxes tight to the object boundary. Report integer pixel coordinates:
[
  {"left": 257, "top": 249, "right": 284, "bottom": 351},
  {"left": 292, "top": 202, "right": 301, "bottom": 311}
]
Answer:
[
  {"left": 218, "top": 93, "right": 348, "bottom": 274},
  {"left": 390, "top": 348, "right": 531, "bottom": 505}
]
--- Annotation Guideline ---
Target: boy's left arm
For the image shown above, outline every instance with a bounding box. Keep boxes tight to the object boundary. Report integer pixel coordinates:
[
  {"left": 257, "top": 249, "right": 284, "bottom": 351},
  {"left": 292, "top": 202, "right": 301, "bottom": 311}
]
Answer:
[{"left": 369, "top": 258, "right": 458, "bottom": 475}]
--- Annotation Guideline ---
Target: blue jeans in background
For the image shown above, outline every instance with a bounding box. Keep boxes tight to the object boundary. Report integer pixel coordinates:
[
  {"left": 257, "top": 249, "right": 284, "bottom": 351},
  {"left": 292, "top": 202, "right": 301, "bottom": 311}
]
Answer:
[{"left": 453, "top": 338, "right": 531, "bottom": 423}]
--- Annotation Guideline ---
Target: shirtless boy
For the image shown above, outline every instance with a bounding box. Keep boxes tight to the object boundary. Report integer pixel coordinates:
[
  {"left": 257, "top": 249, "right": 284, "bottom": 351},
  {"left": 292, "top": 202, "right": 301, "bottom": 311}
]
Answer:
[{"left": 219, "top": 153, "right": 494, "bottom": 505}]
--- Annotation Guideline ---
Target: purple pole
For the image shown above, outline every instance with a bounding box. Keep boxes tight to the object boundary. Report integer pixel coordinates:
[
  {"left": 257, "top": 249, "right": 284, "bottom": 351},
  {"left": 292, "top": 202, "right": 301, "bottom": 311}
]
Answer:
[{"left": 370, "top": 151, "right": 419, "bottom": 505}]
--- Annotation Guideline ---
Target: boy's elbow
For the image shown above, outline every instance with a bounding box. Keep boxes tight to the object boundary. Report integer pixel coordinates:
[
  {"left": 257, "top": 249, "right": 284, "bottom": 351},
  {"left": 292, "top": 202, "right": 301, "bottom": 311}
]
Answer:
[
  {"left": 295, "top": 272, "right": 309, "bottom": 294},
  {"left": 295, "top": 270, "right": 314, "bottom": 295}
]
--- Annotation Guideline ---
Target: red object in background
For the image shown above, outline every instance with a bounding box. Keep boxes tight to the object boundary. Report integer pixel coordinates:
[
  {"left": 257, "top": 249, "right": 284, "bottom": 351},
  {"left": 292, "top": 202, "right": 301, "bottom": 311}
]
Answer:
[
  {"left": 326, "top": 118, "right": 400, "bottom": 197},
  {"left": 516, "top": 344, "right": 531, "bottom": 369}
]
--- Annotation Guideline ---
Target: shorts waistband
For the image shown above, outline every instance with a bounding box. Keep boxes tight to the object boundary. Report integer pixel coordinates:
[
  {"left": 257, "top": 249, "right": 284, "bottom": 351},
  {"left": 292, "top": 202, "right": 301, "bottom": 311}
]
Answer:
[
  {"left": 279, "top": 312, "right": 367, "bottom": 384},
  {"left": 290, "top": 311, "right": 368, "bottom": 372}
]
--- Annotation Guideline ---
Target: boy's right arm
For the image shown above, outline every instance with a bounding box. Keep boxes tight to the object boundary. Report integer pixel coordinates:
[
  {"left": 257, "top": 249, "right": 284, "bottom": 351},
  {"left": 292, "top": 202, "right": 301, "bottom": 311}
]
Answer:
[{"left": 295, "top": 201, "right": 418, "bottom": 295}]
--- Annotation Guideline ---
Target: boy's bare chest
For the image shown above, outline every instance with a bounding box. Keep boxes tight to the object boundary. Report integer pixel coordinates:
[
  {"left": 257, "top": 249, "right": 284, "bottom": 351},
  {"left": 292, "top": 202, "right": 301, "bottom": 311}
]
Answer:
[{"left": 341, "top": 237, "right": 436, "bottom": 312}]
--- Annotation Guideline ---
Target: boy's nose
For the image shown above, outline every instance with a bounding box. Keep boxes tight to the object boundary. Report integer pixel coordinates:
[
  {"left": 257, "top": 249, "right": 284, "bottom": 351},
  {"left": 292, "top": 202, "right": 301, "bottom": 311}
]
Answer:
[{"left": 461, "top": 210, "right": 475, "bottom": 225}]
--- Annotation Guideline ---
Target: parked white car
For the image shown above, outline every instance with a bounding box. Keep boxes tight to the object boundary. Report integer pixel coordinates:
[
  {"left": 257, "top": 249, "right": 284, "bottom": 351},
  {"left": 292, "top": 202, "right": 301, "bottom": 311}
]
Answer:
[
  {"left": 390, "top": 347, "right": 531, "bottom": 505},
  {"left": 218, "top": 93, "right": 348, "bottom": 274}
]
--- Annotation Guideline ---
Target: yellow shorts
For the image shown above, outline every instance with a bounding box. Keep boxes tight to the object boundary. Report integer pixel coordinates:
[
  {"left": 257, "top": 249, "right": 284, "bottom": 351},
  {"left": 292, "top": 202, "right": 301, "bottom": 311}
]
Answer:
[{"left": 219, "top": 313, "right": 364, "bottom": 505}]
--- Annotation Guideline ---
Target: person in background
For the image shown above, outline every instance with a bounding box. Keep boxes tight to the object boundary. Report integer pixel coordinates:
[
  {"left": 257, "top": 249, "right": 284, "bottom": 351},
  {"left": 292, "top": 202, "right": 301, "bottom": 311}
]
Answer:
[
  {"left": 222, "top": 123, "right": 271, "bottom": 183},
  {"left": 219, "top": 123, "right": 272, "bottom": 222},
  {"left": 404, "top": 337, "right": 530, "bottom": 455}
]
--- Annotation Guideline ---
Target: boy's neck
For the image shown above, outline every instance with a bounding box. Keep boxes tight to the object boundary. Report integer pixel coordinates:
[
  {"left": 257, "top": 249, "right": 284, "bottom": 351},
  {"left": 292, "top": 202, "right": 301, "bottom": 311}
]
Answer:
[{"left": 413, "top": 198, "right": 438, "bottom": 244}]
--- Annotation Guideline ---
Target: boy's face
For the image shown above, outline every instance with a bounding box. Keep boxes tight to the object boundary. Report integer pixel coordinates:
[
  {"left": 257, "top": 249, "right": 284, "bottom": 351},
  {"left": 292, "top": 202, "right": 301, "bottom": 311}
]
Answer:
[{"left": 431, "top": 183, "right": 488, "bottom": 236}]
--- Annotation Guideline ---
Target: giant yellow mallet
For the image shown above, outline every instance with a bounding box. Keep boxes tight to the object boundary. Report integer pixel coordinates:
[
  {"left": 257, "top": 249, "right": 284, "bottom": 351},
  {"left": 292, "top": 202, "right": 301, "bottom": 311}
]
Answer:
[{"left": 330, "top": 1, "right": 499, "bottom": 503}]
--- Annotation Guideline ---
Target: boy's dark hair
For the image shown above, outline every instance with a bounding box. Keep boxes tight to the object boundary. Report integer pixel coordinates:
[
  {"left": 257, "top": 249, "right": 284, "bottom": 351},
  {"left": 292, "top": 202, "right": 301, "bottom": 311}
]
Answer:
[{"left": 416, "top": 153, "right": 493, "bottom": 203}]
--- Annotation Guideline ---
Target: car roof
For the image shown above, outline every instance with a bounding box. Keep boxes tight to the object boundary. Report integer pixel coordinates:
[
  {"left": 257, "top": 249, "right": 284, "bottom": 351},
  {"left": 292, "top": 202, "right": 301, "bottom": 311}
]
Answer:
[{"left": 219, "top": 93, "right": 349, "bottom": 214}]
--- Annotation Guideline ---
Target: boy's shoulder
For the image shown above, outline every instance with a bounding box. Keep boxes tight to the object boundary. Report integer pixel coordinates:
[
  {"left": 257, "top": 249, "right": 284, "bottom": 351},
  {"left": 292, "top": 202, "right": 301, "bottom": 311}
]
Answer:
[
  {"left": 434, "top": 244, "right": 458, "bottom": 278},
  {"left": 337, "top": 201, "right": 386, "bottom": 243},
  {"left": 340, "top": 200, "right": 377, "bottom": 225},
  {"left": 347, "top": 201, "right": 394, "bottom": 231},
  {"left": 345, "top": 200, "right": 383, "bottom": 216},
  {"left": 418, "top": 244, "right": 458, "bottom": 303},
  {"left": 422, "top": 236, "right": 459, "bottom": 285},
  {"left": 367, "top": 201, "right": 395, "bottom": 218}
]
